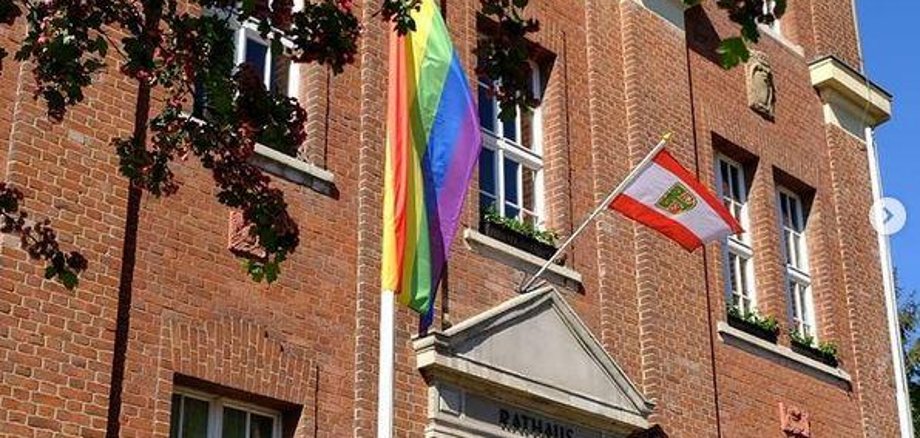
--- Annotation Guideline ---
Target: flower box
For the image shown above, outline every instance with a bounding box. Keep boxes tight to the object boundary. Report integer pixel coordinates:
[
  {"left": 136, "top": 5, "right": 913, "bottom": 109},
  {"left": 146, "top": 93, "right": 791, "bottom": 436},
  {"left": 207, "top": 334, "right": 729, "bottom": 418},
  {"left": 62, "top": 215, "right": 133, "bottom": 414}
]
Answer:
[
  {"left": 727, "top": 312, "right": 779, "bottom": 343},
  {"left": 791, "top": 341, "right": 839, "bottom": 368},
  {"left": 479, "top": 219, "right": 558, "bottom": 261}
]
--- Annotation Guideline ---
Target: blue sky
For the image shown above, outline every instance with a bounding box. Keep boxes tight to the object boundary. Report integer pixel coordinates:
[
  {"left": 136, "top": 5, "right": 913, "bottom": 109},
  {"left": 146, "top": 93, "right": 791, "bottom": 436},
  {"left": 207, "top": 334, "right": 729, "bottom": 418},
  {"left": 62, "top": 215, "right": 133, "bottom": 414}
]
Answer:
[{"left": 857, "top": 1, "right": 920, "bottom": 302}]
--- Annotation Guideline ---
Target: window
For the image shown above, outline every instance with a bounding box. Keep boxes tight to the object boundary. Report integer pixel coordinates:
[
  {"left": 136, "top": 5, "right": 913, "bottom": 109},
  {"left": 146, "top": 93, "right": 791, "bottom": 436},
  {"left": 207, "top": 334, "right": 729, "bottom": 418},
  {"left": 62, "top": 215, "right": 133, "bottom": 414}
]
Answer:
[
  {"left": 233, "top": 22, "right": 296, "bottom": 96},
  {"left": 763, "top": 0, "right": 781, "bottom": 34},
  {"left": 195, "top": 3, "right": 298, "bottom": 117},
  {"left": 778, "top": 188, "right": 816, "bottom": 340},
  {"left": 170, "top": 389, "right": 281, "bottom": 438},
  {"left": 478, "top": 66, "right": 544, "bottom": 227},
  {"left": 716, "top": 156, "right": 756, "bottom": 315}
]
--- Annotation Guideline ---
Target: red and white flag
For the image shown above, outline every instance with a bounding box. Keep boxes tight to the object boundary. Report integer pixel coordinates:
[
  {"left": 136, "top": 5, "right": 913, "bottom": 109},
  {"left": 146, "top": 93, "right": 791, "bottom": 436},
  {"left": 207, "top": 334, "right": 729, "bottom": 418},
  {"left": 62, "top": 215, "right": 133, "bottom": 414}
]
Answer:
[{"left": 610, "top": 148, "right": 742, "bottom": 251}]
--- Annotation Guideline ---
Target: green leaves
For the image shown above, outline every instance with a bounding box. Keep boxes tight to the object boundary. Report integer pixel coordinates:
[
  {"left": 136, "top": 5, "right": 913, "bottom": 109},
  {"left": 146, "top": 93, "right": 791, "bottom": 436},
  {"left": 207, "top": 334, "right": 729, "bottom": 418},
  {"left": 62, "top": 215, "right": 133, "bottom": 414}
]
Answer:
[
  {"left": 483, "top": 205, "right": 558, "bottom": 246},
  {"left": 727, "top": 305, "right": 780, "bottom": 334},
  {"left": 706, "top": 0, "right": 786, "bottom": 70},
  {"left": 381, "top": 0, "right": 421, "bottom": 35},
  {"left": 475, "top": 0, "right": 542, "bottom": 122},
  {"left": 717, "top": 37, "right": 751, "bottom": 69}
]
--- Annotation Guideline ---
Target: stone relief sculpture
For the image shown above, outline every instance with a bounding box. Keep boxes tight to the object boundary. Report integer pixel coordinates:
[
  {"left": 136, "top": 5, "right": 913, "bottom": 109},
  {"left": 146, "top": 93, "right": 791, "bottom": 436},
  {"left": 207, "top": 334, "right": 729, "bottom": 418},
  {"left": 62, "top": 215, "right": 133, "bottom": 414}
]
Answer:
[
  {"left": 779, "top": 402, "right": 812, "bottom": 438},
  {"left": 747, "top": 50, "right": 776, "bottom": 118},
  {"left": 228, "top": 211, "right": 266, "bottom": 260}
]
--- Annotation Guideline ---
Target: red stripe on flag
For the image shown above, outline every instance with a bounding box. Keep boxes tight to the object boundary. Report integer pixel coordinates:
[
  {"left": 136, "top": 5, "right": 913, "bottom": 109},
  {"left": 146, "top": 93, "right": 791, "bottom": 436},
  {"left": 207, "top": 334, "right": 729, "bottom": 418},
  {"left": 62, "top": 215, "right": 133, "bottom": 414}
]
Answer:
[
  {"left": 611, "top": 194, "right": 704, "bottom": 251},
  {"left": 388, "top": 34, "right": 409, "bottom": 292},
  {"left": 652, "top": 150, "right": 744, "bottom": 234}
]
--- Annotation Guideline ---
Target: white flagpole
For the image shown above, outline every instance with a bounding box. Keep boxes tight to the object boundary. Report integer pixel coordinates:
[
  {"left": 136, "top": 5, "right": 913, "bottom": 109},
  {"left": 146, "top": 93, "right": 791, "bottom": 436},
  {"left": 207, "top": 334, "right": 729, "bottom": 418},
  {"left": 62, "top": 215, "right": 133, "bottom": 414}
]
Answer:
[
  {"left": 519, "top": 132, "right": 673, "bottom": 293},
  {"left": 377, "top": 289, "right": 396, "bottom": 438}
]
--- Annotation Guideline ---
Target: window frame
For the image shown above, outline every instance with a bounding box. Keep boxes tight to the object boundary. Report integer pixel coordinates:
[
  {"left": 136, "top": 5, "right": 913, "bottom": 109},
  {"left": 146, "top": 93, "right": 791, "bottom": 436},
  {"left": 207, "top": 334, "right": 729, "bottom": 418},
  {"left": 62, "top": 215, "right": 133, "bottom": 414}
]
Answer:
[
  {"left": 171, "top": 387, "right": 283, "bottom": 438},
  {"left": 716, "top": 155, "right": 757, "bottom": 315},
  {"left": 777, "top": 187, "right": 817, "bottom": 341},
  {"left": 231, "top": 17, "right": 300, "bottom": 98},
  {"left": 477, "top": 62, "right": 545, "bottom": 228}
]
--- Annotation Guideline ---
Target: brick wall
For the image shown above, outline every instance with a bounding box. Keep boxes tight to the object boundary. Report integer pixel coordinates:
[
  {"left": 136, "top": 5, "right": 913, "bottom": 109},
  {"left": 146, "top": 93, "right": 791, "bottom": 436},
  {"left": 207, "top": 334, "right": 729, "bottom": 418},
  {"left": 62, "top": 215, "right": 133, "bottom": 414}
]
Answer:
[{"left": 0, "top": 0, "right": 901, "bottom": 437}]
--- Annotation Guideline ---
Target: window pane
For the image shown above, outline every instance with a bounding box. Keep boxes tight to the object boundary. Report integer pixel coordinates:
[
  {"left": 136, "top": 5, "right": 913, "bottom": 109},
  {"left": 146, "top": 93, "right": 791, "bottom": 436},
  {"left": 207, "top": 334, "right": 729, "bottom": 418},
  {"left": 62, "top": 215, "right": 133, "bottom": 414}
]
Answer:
[
  {"left": 522, "top": 168, "right": 536, "bottom": 222},
  {"left": 739, "top": 257, "right": 749, "bottom": 297},
  {"left": 182, "top": 397, "right": 210, "bottom": 438},
  {"left": 222, "top": 407, "right": 247, "bottom": 438},
  {"left": 719, "top": 161, "right": 730, "bottom": 197},
  {"left": 478, "top": 84, "right": 495, "bottom": 133},
  {"left": 521, "top": 107, "right": 534, "bottom": 152},
  {"left": 250, "top": 413, "right": 274, "bottom": 438},
  {"left": 503, "top": 160, "right": 520, "bottom": 207},
  {"left": 728, "top": 253, "right": 739, "bottom": 295},
  {"left": 790, "top": 198, "right": 802, "bottom": 231},
  {"left": 781, "top": 194, "right": 792, "bottom": 227},
  {"left": 270, "top": 54, "right": 291, "bottom": 95},
  {"left": 245, "top": 38, "right": 269, "bottom": 86},
  {"left": 784, "top": 229, "right": 794, "bottom": 266},
  {"left": 170, "top": 394, "right": 182, "bottom": 438},
  {"left": 479, "top": 148, "right": 496, "bottom": 196},
  {"left": 730, "top": 166, "right": 742, "bottom": 201},
  {"left": 502, "top": 107, "right": 519, "bottom": 143}
]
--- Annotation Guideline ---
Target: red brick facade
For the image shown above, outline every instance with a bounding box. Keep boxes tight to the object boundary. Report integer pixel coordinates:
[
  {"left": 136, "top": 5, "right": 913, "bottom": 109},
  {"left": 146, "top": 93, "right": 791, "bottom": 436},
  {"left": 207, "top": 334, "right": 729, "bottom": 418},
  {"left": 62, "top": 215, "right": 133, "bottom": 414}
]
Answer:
[{"left": 0, "top": 0, "right": 902, "bottom": 437}]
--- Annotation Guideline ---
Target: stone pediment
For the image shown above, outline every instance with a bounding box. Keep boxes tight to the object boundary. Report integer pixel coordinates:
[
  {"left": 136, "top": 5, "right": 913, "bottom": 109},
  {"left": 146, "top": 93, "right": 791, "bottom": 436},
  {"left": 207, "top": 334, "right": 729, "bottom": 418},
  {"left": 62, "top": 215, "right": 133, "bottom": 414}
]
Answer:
[{"left": 414, "top": 288, "right": 653, "bottom": 434}]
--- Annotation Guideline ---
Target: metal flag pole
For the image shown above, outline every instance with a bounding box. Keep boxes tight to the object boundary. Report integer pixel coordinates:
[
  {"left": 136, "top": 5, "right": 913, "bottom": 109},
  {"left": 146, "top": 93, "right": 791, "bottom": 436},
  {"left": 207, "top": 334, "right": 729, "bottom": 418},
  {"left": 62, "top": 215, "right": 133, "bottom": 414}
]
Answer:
[
  {"left": 377, "top": 289, "right": 396, "bottom": 438},
  {"left": 519, "top": 132, "right": 673, "bottom": 293}
]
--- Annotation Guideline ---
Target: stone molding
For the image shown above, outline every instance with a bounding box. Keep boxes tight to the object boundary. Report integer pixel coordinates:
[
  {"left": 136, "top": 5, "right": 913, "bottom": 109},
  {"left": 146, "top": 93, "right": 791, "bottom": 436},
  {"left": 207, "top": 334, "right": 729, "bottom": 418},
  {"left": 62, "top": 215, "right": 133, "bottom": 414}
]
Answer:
[
  {"left": 463, "top": 228, "right": 583, "bottom": 288},
  {"left": 414, "top": 288, "right": 653, "bottom": 435},
  {"left": 251, "top": 144, "right": 336, "bottom": 195},
  {"left": 809, "top": 56, "right": 892, "bottom": 138},
  {"left": 717, "top": 322, "right": 852, "bottom": 384}
]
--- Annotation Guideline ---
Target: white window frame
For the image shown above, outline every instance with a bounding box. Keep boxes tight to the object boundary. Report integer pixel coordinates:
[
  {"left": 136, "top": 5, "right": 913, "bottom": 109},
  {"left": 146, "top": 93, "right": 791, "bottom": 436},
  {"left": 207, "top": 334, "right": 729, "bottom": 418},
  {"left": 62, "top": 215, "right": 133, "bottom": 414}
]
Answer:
[
  {"left": 778, "top": 187, "right": 817, "bottom": 341},
  {"left": 171, "top": 387, "right": 283, "bottom": 438},
  {"left": 232, "top": 19, "right": 300, "bottom": 98},
  {"left": 478, "top": 63, "right": 545, "bottom": 228},
  {"left": 716, "top": 155, "right": 757, "bottom": 315}
]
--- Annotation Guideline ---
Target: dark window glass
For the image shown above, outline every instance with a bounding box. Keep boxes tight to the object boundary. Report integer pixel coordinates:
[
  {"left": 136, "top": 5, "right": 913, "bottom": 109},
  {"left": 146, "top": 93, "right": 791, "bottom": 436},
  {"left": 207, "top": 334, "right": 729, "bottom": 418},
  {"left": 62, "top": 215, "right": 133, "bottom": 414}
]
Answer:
[
  {"left": 478, "top": 84, "right": 495, "bottom": 133},
  {"left": 221, "top": 407, "right": 247, "bottom": 438},
  {"left": 502, "top": 107, "right": 518, "bottom": 143},
  {"left": 245, "top": 38, "right": 269, "bottom": 84},
  {"left": 182, "top": 397, "right": 210, "bottom": 438},
  {"left": 169, "top": 394, "right": 182, "bottom": 438},
  {"left": 250, "top": 413, "right": 274, "bottom": 438}
]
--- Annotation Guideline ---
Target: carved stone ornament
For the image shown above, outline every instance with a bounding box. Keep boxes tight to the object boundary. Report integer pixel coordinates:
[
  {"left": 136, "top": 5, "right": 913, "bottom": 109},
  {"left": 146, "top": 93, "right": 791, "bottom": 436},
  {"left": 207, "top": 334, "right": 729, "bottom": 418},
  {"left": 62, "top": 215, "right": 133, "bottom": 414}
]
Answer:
[
  {"left": 779, "top": 402, "right": 812, "bottom": 438},
  {"left": 747, "top": 50, "right": 776, "bottom": 118},
  {"left": 228, "top": 211, "right": 266, "bottom": 260}
]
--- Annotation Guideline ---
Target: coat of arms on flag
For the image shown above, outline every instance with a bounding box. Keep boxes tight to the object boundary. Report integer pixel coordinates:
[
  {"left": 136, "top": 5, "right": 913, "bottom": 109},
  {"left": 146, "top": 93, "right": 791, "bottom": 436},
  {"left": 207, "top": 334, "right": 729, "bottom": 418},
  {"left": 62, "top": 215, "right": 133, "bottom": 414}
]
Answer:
[{"left": 656, "top": 183, "right": 698, "bottom": 215}]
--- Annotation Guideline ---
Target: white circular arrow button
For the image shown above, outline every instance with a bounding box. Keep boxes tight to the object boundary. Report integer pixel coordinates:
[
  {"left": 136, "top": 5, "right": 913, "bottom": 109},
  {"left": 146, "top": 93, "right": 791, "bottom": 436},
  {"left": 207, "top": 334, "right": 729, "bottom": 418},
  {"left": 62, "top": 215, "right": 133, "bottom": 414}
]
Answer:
[{"left": 870, "top": 197, "right": 907, "bottom": 236}]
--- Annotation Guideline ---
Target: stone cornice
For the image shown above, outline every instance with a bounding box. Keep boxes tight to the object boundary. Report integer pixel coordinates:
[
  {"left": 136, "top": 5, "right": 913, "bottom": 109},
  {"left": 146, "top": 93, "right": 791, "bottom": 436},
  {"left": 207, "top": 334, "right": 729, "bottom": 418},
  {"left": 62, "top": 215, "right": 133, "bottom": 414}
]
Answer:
[{"left": 809, "top": 56, "right": 892, "bottom": 132}]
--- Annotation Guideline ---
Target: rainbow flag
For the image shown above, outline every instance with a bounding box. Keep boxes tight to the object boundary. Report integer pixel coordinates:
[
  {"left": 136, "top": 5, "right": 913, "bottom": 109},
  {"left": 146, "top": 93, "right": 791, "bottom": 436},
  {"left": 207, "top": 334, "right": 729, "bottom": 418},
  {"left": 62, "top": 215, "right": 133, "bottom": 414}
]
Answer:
[{"left": 381, "top": 0, "right": 481, "bottom": 318}]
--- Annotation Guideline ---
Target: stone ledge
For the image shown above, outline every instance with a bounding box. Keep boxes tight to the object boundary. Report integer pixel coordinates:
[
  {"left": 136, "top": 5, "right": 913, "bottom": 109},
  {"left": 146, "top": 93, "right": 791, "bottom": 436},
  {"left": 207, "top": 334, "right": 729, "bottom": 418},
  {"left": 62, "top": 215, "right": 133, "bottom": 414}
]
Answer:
[
  {"left": 251, "top": 144, "right": 336, "bottom": 196},
  {"left": 463, "top": 229, "right": 583, "bottom": 289},
  {"left": 718, "top": 322, "right": 852, "bottom": 384},
  {"left": 810, "top": 56, "right": 892, "bottom": 136}
]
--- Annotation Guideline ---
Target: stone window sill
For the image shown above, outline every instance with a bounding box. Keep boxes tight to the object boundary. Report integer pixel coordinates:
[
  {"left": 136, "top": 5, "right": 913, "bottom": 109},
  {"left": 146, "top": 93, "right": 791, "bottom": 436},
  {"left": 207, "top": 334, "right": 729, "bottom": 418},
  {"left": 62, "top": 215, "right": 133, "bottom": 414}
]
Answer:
[
  {"left": 462, "top": 229, "right": 583, "bottom": 289},
  {"left": 717, "top": 321, "right": 852, "bottom": 384},
  {"left": 251, "top": 144, "right": 335, "bottom": 196}
]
